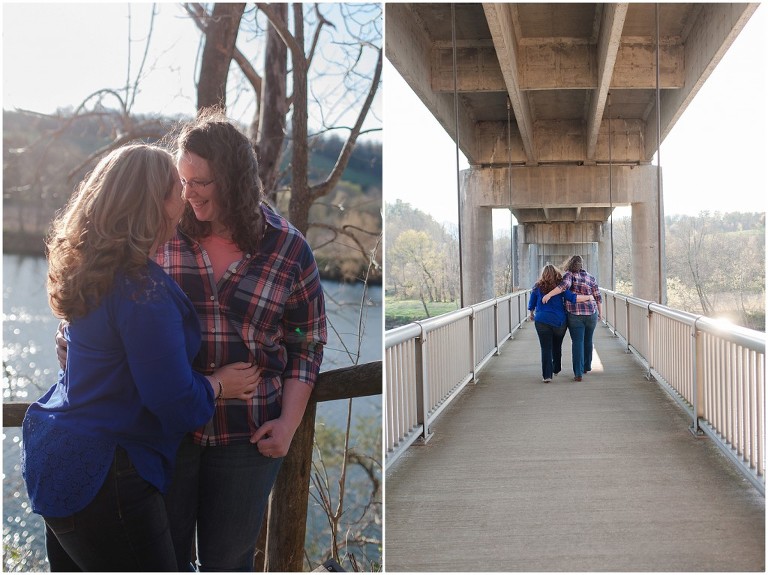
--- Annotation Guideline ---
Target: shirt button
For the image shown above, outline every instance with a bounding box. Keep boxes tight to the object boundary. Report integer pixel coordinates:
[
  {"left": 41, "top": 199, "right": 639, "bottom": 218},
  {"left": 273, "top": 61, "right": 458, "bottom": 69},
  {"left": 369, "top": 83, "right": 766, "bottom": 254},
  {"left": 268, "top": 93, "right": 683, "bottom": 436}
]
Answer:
[
  {"left": 211, "top": 328, "right": 216, "bottom": 333},
  {"left": 210, "top": 296, "right": 215, "bottom": 301},
  {"left": 210, "top": 363, "right": 215, "bottom": 368}
]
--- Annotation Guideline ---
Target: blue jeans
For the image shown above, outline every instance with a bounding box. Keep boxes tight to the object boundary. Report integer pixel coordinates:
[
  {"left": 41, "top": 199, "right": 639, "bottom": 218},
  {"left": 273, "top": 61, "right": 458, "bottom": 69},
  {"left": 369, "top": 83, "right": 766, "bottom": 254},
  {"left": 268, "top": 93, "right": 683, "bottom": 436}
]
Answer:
[
  {"left": 534, "top": 321, "right": 567, "bottom": 379},
  {"left": 567, "top": 312, "right": 598, "bottom": 377},
  {"left": 44, "top": 446, "right": 177, "bottom": 571},
  {"left": 165, "top": 435, "right": 283, "bottom": 572}
]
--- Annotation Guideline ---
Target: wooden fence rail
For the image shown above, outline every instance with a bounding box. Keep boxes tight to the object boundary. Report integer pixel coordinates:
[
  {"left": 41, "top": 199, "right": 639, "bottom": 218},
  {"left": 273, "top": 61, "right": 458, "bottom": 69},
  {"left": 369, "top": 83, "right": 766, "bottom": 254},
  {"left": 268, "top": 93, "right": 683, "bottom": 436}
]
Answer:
[{"left": 3, "top": 360, "right": 382, "bottom": 572}]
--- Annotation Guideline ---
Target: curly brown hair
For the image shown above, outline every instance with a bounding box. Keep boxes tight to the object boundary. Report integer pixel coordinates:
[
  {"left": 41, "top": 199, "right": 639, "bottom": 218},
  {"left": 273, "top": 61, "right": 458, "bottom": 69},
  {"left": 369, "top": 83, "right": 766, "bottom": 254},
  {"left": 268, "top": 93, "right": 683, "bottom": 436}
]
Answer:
[
  {"left": 535, "top": 264, "right": 563, "bottom": 294},
  {"left": 174, "top": 107, "right": 265, "bottom": 253},
  {"left": 563, "top": 255, "right": 584, "bottom": 273},
  {"left": 46, "top": 144, "right": 178, "bottom": 320}
]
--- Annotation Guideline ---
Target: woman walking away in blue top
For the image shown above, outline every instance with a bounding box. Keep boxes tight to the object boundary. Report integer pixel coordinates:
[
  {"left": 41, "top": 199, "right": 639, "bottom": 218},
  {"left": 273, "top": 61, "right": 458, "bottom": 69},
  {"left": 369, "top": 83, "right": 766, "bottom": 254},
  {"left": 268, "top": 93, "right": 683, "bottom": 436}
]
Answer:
[
  {"left": 528, "top": 264, "right": 594, "bottom": 382},
  {"left": 22, "top": 145, "right": 258, "bottom": 572}
]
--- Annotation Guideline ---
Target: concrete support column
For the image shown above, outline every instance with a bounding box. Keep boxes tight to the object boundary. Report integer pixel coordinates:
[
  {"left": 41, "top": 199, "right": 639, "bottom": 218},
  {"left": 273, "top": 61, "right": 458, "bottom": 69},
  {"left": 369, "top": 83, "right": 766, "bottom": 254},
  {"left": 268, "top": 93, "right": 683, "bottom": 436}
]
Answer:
[
  {"left": 458, "top": 163, "right": 663, "bottom": 305},
  {"left": 521, "top": 243, "right": 538, "bottom": 289},
  {"left": 459, "top": 171, "right": 494, "bottom": 305},
  {"left": 598, "top": 222, "right": 614, "bottom": 292},
  {"left": 631, "top": 189, "right": 666, "bottom": 303}
]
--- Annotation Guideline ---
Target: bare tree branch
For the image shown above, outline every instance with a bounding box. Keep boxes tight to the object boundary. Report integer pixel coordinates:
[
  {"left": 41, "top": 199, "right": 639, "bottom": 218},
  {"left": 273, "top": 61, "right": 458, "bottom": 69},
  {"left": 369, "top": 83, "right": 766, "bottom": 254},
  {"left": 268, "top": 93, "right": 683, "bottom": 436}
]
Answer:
[
  {"left": 309, "top": 47, "right": 381, "bottom": 203},
  {"left": 255, "top": 2, "right": 307, "bottom": 70},
  {"left": 306, "top": 4, "right": 335, "bottom": 68},
  {"left": 126, "top": 4, "right": 159, "bottom": 113},
  {"left": 66, "top": 120, "right": 169, "bottom": 181}
]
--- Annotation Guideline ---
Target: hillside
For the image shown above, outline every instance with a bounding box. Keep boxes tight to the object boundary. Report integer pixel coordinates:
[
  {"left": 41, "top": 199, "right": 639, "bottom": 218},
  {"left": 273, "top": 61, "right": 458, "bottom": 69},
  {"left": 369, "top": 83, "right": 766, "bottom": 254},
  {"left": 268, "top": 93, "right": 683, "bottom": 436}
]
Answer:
[{"left": 3, "top": 109, "right": 382, "bottom": 283}]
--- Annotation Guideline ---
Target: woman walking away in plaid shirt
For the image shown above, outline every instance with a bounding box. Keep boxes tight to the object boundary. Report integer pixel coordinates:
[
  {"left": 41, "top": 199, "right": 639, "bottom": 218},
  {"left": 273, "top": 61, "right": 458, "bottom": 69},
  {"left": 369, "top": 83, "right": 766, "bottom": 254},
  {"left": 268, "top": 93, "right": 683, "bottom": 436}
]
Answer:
[{"left": 542, "top": 255, "right": 602, "bottom": 381}]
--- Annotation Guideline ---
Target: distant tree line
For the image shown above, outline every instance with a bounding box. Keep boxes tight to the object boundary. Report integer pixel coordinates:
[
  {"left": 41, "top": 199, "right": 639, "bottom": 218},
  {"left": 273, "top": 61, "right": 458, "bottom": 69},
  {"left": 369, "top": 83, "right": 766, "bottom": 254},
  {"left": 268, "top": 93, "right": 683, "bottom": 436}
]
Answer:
[
  {"left": 386, "top": 201, "right": 765, "bottom": 331},
  {"left": 3, "top": 109, "right": 382, "bottom": 285}
]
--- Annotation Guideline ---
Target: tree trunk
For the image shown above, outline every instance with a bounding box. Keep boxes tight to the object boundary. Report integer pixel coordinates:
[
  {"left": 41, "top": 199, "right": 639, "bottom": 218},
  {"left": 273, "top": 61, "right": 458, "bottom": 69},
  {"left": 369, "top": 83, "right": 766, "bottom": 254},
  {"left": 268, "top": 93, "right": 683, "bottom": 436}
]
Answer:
[
  {"left": 265, "top": 404, "right": 316, "bottom": 572},
  {"left": 197, "top": 3, "right": 246, "bottom": 111},
  {"left": 266, "top": 6, "right": 311, "bottom": 571},
  {"left": 287, "top": 4, "right": 310, "bottom": 236},
  {"left": 256, "top": 3, "right": 288, "bottom": 205}
]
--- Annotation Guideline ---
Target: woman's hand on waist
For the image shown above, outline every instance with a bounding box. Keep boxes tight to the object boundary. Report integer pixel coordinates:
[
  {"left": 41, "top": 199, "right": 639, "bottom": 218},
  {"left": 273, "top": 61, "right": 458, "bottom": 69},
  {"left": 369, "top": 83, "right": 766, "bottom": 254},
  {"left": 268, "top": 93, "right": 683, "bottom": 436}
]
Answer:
[{"left": 213, "top": 362, "right": 261, "bottom": 400}]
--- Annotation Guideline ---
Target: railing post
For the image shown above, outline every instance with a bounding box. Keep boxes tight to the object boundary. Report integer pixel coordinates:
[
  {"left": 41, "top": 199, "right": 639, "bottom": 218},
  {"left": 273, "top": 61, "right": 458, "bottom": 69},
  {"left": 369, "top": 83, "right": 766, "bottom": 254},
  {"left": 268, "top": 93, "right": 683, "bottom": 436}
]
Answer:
[
  {"left": 494, "top": 299, "right": 500, "bottom": 356},
  {"left": 646, "top": 304, "right": 654, "bottom": 380},
  {"left": 469, "top": 308, "right": 478, "bottom": 383},
  {"left": 415, "top": 325, "right": 432, "bottom": 442},
  {"left": 690, "top": 320, "right": 704, "bottom": 436},
  {"left": 624, "top": 298, "right": 631, "bottom": 353}
]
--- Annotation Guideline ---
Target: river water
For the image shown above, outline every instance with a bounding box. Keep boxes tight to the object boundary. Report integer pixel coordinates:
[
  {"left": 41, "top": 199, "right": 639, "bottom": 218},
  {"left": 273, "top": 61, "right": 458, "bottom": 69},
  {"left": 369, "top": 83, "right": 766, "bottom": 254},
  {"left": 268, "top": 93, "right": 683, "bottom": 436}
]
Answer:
[{"left": 2, "top": 254, "right": 382, "bottom": 571}]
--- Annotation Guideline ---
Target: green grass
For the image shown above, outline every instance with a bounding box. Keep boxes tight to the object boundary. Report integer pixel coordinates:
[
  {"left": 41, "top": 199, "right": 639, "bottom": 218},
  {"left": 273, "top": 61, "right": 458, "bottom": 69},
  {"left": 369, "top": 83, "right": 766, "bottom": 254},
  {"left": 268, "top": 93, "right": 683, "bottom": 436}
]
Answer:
[{"left": 385, "top": 298, "right": 460, "bottom": 329}]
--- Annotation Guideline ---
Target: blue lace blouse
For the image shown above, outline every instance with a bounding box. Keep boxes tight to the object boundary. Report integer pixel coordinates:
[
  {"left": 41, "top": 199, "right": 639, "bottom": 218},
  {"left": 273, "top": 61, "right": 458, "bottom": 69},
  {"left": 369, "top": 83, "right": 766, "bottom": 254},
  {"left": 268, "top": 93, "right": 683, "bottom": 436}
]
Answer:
[{"left": 22, "top": 261, "right": 215, "bottom": 518}]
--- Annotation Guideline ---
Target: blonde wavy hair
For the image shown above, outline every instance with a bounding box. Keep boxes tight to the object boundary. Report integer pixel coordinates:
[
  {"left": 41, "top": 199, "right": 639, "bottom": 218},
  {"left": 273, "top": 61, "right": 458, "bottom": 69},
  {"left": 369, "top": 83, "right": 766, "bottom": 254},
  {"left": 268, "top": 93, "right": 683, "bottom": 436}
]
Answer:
[{"left": 46, "top": 144, "right": 178, "bottom": 320}]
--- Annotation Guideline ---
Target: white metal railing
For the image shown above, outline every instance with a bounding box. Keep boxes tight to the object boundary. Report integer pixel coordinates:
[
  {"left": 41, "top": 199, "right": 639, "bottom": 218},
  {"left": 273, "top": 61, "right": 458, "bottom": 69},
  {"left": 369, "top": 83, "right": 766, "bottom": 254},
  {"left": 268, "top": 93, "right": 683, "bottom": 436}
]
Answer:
[
  {"left": 602, "top": 289, "right": 766, "bottom": 494},
  {"left": 384, "top": 290, "right": 530, "bottom": 464},
  {"left": 386, "top": 288, "right": 765, "bottom": 494}
]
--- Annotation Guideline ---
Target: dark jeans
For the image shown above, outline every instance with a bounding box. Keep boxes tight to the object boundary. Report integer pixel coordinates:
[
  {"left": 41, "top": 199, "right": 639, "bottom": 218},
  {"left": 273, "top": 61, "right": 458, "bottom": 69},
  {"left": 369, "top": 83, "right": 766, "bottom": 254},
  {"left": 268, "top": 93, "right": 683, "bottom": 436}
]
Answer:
[
  {"left": 165, "top": 435, "right": 283, "bottom": 572},
  {"left": 567, "top": 311, "right": 598, "bottom": 377},
  {"left": 534, "top": 321, "right": 567, "bottom": 379},
  {"left": 44, "top": 446, "right": 176, "bottom": 572}
]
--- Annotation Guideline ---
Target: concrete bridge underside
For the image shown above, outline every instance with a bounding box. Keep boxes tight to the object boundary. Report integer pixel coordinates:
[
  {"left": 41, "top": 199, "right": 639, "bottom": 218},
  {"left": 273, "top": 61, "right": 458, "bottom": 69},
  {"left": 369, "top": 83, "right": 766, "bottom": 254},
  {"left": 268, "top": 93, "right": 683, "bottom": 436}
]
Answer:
[{"left": 386, "top": 3, "right": 759, "bottom": 304}]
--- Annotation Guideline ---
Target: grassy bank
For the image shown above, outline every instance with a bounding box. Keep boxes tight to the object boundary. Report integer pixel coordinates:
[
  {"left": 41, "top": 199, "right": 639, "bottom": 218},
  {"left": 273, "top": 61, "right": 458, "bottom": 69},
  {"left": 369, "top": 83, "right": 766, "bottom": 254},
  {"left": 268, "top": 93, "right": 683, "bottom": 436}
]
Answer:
[{"left": 385, "top": 298, "right": 460, "bottom": 330}]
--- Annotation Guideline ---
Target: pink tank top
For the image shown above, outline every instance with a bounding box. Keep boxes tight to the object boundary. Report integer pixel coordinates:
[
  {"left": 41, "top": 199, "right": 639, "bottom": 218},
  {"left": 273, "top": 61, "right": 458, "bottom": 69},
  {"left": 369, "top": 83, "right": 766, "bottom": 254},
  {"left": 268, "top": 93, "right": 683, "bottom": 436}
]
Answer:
[{"left": 199, "top": 234, "right": 244, "bottom": 283}]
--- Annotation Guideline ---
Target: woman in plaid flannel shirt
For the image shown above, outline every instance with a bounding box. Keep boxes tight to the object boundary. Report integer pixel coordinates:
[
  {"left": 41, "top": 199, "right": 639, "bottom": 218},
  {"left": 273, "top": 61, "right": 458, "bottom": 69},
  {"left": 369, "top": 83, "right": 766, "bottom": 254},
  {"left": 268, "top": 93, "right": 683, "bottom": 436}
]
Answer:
[{"left": 158, "top": 109, "right": 327, "bottom": 571}]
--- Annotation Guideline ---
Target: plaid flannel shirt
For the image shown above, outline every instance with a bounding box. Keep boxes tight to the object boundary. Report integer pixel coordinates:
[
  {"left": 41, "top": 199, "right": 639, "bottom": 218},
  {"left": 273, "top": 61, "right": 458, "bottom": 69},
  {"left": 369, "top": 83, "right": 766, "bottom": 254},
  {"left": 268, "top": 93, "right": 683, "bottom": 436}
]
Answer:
[
  {"left": 560, "top": 270, "right": 602, "bottom": 315},
  {"left": 156, "top": 204, "right": 326, "bottom": 446}
]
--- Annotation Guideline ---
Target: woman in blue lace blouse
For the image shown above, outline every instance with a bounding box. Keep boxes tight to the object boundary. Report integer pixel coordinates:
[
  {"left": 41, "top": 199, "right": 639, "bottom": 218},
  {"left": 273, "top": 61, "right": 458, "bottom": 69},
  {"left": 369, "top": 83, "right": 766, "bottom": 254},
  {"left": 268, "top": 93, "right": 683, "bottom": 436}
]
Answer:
[{"left": 22, "top": 145, "right": 259, "bottom": 571}]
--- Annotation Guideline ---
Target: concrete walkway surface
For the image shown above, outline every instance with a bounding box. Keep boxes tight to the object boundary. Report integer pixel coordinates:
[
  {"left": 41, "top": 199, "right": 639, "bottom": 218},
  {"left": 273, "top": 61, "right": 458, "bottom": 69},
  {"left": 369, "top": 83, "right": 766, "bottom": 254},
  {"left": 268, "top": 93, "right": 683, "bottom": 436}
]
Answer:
[{"left": 384, "top": 322, "right": 765, "bottom": 572}]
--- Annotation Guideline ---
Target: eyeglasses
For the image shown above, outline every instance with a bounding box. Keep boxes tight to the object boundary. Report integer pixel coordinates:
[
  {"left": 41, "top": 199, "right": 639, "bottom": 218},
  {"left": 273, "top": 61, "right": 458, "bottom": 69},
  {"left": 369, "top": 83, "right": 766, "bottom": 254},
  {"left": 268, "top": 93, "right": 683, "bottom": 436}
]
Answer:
[{"left": 180, "top": 178, "right": 214, "bottom": 190}]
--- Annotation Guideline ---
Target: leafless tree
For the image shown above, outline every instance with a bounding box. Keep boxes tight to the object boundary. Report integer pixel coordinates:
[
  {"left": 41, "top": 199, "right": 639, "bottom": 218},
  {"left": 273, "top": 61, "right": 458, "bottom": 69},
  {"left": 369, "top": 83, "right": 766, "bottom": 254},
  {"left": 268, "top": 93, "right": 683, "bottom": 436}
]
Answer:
[{"left": 186, "top": 4, "right": 381, "bottom": 571}]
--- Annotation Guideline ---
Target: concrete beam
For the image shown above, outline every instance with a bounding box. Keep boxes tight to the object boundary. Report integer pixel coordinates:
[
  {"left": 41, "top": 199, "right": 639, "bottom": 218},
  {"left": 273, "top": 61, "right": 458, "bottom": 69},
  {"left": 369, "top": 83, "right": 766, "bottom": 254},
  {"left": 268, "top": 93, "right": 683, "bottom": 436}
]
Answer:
[
  {"left": 520, "top": 222, "right": 604, "bottom": 244},
  {"left": 384, "top": 3, "right": 480, "bottom": 162},
  {"left": 431, "top": 45, "right": 504, "bottom": 93},
  {"left": 460, "top": 164, "right": 661, "bottom": 304},
  {"left": 643, "top": 3, "right": 759, "bottom": 159},
  {"left": 430, "top": 42, "right": 683, "bottom": 93},
  {"left": 463, "top": 164, "right": 654, "bottom": 209},
  {"left": 483, "top": 3, "right": 536, "bottom": 164},
  {"left": 587, "top": 4, "right": 628, "bottom": 159},
  {"left": 473, "top": 118, "right": 648, "bottom": 166}
]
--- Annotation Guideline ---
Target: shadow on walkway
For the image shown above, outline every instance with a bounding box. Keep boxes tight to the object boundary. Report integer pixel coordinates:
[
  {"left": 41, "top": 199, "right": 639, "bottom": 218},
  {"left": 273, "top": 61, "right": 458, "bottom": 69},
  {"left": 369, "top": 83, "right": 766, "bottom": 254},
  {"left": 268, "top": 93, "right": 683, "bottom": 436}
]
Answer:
[{"left": 385, "top": 322, "right": 765, "bottom": 572}]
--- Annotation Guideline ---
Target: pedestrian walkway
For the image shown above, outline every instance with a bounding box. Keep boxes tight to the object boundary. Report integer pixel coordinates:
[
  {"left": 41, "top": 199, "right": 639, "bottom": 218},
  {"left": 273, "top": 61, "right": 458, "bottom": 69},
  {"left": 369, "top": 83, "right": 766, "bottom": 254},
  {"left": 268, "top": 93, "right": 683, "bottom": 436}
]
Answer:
[{"left": 384, "top": 322, "right": 765, "bottom": 572}]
